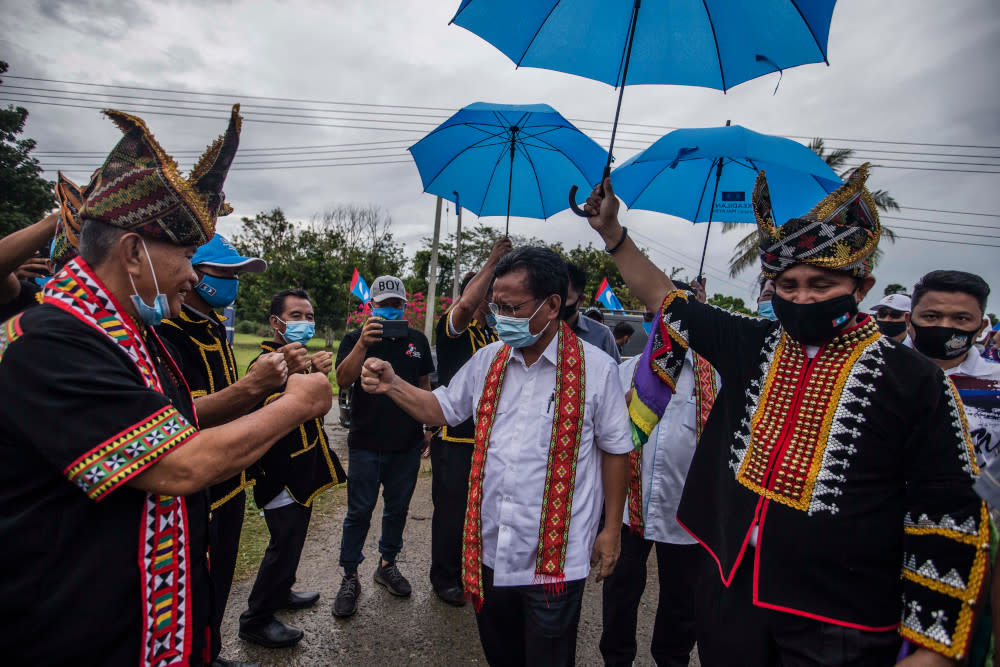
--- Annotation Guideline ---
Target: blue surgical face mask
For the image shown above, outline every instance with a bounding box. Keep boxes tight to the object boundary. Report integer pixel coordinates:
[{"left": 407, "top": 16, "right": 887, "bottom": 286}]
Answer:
[
  {"left": 372, "top": 306, "right": 405, "bottom": 321},
  {"left": 195, "top": 273, "right": 239, "bottom": 308},
  {"left": 277, "top": 317, "right": 315, "bottom": 345},
  {"left": 757, "top": 300, "right": 778, "bottom": 321},
  {"left": 127, "top": 238, "right": 170, "bottom": 326},
  {"left": 485, "top": 312, "right": 497, "bottom": 328},
  {"left": 34, "top": 275, "right": 52, "bottom": 287},
  {"left": 493, "top": 299, "right": 550, "bottom": 349}
]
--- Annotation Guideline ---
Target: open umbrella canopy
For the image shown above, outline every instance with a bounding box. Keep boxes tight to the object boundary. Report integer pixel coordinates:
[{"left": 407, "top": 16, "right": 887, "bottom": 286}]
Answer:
[
  {"left": 610, "top": 124, "right": 843, "bottom": 225},
  {"left": 408, "top": 102, "right": 607, "bottom": 222},
  {"left": 451, "top": 0, "right": 837, "bottom": 92}
]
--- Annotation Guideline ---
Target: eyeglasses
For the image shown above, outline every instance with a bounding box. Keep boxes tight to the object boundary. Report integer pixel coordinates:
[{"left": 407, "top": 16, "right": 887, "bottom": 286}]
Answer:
[{"left": 488, "top": 298, "right": 540, "bottom": 318}]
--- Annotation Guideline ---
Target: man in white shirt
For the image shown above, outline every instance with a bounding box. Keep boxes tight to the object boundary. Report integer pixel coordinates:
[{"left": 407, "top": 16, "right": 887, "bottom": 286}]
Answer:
[
  {"left": 600, "top": 281, "right": 720, "bottom": 667},
  {"left": 360, "top": 247, "right": 631, "bottom": 667},
  {"left": 908, "top": 270, "right": 1000, "bottom": 469}
]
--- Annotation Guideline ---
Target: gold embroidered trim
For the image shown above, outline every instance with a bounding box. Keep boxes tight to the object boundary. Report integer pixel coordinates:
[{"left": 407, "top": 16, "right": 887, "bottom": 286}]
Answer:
[
  {"left": 946, "top": 377, "right": 980, "bottom": 475},
  {"left": 737, "top": 321, "right": 880, "bottom": 510},
  {"left": 900, "top": 504, "right": 990, "bottom": 659}
]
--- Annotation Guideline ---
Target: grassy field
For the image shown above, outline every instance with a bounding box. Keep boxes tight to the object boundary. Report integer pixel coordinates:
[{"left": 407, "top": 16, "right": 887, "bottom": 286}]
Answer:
[{"left": 231, "top": 332, "right": 339, "bottom": 392}]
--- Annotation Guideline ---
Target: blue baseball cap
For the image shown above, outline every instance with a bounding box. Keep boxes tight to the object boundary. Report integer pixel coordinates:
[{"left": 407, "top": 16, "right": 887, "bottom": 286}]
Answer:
[{"left": 191, "top": 233, "right": 266, "bottom": 273}]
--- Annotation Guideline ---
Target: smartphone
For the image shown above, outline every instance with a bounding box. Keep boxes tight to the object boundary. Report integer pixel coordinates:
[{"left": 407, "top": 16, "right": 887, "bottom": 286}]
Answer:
[{"left": 380, "top": 319, "right": 409, "bottom": 339}]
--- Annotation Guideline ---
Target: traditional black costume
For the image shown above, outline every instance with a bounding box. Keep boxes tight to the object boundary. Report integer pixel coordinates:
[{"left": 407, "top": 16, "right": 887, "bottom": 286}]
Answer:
[{"left": 632, "top": 166, "right": 988, "bottom": 661}]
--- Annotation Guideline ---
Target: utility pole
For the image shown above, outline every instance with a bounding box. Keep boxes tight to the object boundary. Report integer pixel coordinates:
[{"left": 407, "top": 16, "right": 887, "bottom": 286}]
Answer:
[
  {"left": 452, "top": 191, "right": 462, "bottom": 300},
  {"left": 425, "top": 196, "right": 443, "bottom": 341}
]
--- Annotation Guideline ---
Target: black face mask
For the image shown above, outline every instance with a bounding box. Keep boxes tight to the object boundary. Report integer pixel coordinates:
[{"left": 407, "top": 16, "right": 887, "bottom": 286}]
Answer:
[
  {"left": 910, "top": 323, "right": 978, "bottom": 360},
  {"left": 561, "top": 300, "right": 579, "bottom": 321},
  {"left": 771, "top": 292, "right": 859, "bottom": 346},
  {"left": 876, "top": 319, "right": 907, "bottom": 338}
]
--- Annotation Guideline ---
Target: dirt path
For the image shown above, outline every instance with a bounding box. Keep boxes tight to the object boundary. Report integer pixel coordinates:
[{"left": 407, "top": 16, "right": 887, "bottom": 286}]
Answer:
[{"left": 219, "top": 420, "right": 696, "bottom": 666}]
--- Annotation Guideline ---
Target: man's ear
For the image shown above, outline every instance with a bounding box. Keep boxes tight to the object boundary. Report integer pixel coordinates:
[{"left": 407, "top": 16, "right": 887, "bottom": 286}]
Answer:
[
  {"left": 117, "top": 233, "right": 144, "bottom": 277},
  {"left": 855, "top": 276, "right": 876, "bottom": 302},
  {"left": 546, "top": 293, "right": 562, "bottom": 319}
]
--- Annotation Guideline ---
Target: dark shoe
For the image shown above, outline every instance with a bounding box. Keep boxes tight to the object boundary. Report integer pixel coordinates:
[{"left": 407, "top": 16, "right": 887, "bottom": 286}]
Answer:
[
  {"left": 374, "top": 562, "right": 412, "bottom": 597},
  {"left": 212, "top": 660, "right": 260, "bottom": 667},
  {"left": 434, "top": 586, "right": 466, "bottom": 607},
  {"left": 285, "top": 589, "right": 320, "bottom": 610},
  {"left": 238, "top": 617, "right": 304, "bottom": 648},
  {"left": 332, "top": 573, "right": 361, "bottom": 618}
]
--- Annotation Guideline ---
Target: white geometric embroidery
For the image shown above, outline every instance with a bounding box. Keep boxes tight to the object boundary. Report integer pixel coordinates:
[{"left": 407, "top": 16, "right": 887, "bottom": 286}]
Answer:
[
  {"left": 807, "top": 347, "right": 883, "bottom": 515},
  {"left": 904, "top": 512, "right": 979, "bottom": 536},
  {"left": 904, "top": 553, "right": 968, "bottom": 590}
]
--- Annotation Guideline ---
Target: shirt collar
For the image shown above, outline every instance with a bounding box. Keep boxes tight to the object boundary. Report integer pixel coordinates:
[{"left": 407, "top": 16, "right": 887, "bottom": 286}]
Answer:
[
  {"left": 510, "top": 325, "right": 560, "bottom": 368},
  {"left": 948, "top": 346, "right": 1000, "bottom": 378}
]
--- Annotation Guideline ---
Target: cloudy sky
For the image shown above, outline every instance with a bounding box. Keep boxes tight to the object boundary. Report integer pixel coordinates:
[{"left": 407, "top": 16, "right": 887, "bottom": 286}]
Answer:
[{"left": 3, "top": 0, "right": 999, "bottom": 313}]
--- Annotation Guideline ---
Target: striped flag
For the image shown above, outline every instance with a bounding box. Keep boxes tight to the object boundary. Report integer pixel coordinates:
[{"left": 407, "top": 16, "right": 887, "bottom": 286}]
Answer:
[
  {"left": 594, "top": 277, "right": 624, "bottom": 310},
  {"left": 350, "top": 268, "right": 370, "bottom": 301}
]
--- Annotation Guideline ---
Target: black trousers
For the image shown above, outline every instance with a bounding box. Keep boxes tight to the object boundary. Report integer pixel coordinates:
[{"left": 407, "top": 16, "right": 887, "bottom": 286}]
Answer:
[
  {"left": 600, "top": 525, "right": 702, "bottom": 667},
  {"left": 429, "top": 437, "right": 473, "bottom": 591},
  {"left": 475, "top": 566, "right": 586, "bottom": 667},
  {"left": 239, "top": 502, "right": 312, "bottom": 629},
  {"left": 208, "top": 489, "right": 246, "bottom": 660},
  {"left": 695, "top": 548, "right": 902, "bottom": 666}
]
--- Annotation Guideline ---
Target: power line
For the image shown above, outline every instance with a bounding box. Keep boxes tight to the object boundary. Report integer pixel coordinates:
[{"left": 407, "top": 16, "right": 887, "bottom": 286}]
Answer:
[
  {"left": 0, "top": 97, "right": 431, "bottom": 133},
  {"left": 886, "top": 224, "right": 997, "bottom": 239},
  {"left": 882, "top": 215, "right": 1000, "bottom": 230},
  {"left": 6, "top": 74, "right": 1000, "bottom": 151},
  {"left": 900, "top": 205, "right": 999, "bottom": 218},
  {"left": 893, "top": 234, "right": 1000, "bottom": 248}
]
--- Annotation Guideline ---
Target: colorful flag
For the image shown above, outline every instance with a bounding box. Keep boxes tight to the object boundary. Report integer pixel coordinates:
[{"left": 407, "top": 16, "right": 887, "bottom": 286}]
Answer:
[
  {"left": 594, "top": 277, "right": 624, "bottom": 310},
  {"left": 350, "top": 268, "right": 371, "bottom": 301}
]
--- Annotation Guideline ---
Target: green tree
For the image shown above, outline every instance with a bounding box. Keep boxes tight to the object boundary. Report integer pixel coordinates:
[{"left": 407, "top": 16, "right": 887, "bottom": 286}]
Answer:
[
  {"left": 232, "top": 204, "right": 405, "bottom": 342},
  {"left": 0, "top": 62, "right": 55, "bottom": 238},
  {"left": 883, "top": 283, "right": 908, "bottom": 296},
  {"left": 706, "top": 293, "right": 753, "bottom": 315},
  {"left": 407, "top": 223, "right": 558, "bottom": 296},
  {"left": 723, "top": 137, "right": 899, "bottom": 277}
]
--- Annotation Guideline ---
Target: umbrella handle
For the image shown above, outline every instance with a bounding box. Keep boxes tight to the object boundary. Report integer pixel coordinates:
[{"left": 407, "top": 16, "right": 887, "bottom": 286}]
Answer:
[
  {"left": 568, "top": 166, "right": 612, "bottom": 218},
  {"left": 568, "top": 185, "right": 589, "bottom": 217}
]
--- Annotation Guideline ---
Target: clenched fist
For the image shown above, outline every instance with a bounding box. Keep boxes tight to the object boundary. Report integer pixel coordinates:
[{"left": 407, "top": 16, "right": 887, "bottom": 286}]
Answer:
[
  {"left": 284, "top": 372, "right": 333, "bottom": 419},
  {"left": 360, "top": 358, "right": 396, "bottom": 394},
  {"left": 310, "top": 350, "right": 334, "bottom": 375},
  {"left": 245, "top": 351, "right": 288, "bottom": 390},
  {"left": 277, "top": 342, "right": 311, "bottom": 374}
]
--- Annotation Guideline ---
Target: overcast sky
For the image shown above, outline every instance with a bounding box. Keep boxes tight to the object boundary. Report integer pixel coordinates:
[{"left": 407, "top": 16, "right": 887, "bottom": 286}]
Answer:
[{"left": 3, "top": 0, "right": 998, "bottom": 313}]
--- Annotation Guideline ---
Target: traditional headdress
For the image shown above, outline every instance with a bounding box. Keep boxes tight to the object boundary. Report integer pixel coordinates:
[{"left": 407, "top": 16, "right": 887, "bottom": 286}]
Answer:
[
  {"left": 80, "top": 105, "right": 242, "bottom": 246},
  {"left": 50, "top": 171, "right": 84, "bottom": 266},
  {"left": 755, "top": 163, "right": 881, "bottom": 279}
]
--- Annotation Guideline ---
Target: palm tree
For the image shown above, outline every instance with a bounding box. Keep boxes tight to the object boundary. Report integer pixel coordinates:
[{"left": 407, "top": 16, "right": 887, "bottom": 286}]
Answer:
[{"left": 723, "top": 138, "right": 899, "bottom": 277}]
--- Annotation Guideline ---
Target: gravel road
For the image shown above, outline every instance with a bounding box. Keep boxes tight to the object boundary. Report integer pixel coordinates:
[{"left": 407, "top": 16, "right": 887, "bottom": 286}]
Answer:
[{"left": 219, "top": 419, "right": 698, "bottom": 666}]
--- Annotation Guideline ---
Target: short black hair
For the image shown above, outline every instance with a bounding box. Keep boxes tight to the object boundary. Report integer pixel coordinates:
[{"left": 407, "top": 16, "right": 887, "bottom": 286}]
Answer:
[
  {"left": 78, "top": 219, "right": 127, "bottom": 267},
  {"left": 494, "top": 246, "right": 568, "bottom": 307},
  {"left": 566, "top": 262, "right": 587, "bottom": 294},
  {"left": 269, "top": 288, "right": 311, "bottom": 318},
  {"left": 458, "top": 271, "right": 476, "bottom": 296},
  {"left": 613, "top": 321, "right": 635, "bottom": 338},
  {"left": 584, "top": 307, "right": 604, "bottom": 323},
  {"left": 672, "top": 280, "right": 692, "bottom": 293},
  {"left": 912, "top": 270, "right": 990, "bottom": 314}
]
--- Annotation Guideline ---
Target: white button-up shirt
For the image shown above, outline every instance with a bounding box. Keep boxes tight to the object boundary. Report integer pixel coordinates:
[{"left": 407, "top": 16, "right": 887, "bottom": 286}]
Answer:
[
  {"left": 433, "top": 335, "right": 633, "bottom": 587},
  {"left": 618, "top": 353, "right": 718, "bottom": 545}
]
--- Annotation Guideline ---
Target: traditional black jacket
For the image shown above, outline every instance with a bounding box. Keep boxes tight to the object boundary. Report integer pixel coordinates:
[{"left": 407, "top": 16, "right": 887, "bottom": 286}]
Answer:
[
  {"left": 158, "top": 304, "right": 254, "bottom": 509},
  {"left": 648, "top": 289, "right": 988, "bottom": 660},
  {"left": 248, "top": 341, "right": 345, "bottom": 507},
  {"left": 0, "top": 258, "right": 210, "bottom": 665}
]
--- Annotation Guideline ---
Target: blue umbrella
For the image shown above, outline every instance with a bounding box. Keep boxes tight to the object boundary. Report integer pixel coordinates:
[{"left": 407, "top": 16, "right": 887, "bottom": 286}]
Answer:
[
  {"left": 451, "top": 0, "right": 838, "bottom": 215},
  {"left": 408, "top": 102, "right": 607, "bottom": 234},
  {"left": 610, "top": 122, "right": 843, "bottom": 276}
]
